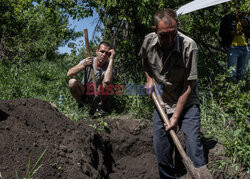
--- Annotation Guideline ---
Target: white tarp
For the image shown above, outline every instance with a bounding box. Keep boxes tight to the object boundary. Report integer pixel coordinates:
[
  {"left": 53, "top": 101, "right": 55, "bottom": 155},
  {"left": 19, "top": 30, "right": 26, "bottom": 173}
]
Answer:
[{"left": 176, "top": 0, "right": 233, "bottom": 15}]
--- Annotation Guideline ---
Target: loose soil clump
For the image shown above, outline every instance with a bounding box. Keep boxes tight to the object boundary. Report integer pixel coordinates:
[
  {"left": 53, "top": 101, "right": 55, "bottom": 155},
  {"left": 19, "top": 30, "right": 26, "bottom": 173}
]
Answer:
[{"left": 0, "top": 98, "right": 249, "bottom": 178}]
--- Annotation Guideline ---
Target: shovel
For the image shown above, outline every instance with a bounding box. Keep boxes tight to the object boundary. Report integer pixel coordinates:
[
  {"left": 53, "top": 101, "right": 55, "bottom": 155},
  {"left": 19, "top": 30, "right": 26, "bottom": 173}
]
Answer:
[
  {"left": 84, "top": 29, "right": 100, "bottom": 115},
  {"left": 151, "top": 80, "right": 212, "bottom": 179}
]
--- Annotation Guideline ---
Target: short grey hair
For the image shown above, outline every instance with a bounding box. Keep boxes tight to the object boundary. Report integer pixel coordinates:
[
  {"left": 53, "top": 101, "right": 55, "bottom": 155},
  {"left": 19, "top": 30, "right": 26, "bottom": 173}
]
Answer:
[{"left": 154, "top": 9, "right": 179, "bottom": 28}]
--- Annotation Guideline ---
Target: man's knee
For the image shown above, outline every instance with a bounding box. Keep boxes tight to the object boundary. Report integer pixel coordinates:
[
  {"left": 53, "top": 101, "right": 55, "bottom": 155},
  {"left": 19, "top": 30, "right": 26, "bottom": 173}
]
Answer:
[{"left": 68, "top": 79, "right": 78, "bottom": 89}]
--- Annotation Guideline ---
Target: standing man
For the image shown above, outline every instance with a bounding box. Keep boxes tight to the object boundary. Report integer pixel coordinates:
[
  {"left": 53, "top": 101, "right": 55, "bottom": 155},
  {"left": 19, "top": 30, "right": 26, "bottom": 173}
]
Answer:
[
  {"left": 219, "top": 7, "right": 250, "bottom": 81},
  {"left": 139, "top": 9, "right": 207, "bottom": 178},
  {"left": 67, "top": 41, "right": 115, "bottom": 115}
]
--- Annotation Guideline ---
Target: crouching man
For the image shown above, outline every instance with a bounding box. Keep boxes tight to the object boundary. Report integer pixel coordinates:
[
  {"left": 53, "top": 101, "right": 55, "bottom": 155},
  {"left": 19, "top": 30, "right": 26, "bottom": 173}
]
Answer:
[{"left": 67, "top": 41, "right": 115, "bottom": 115}]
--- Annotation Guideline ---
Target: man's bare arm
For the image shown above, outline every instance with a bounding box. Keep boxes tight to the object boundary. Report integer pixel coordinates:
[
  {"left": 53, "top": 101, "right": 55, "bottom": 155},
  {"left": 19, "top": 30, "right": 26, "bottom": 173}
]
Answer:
[
  {"left": 165, "top": 80, "right": 192, "bottom": 131},
  {"left": 102, "top": 49, "right": 115, "bottom": 87},
  {"left": 67, "top": 57, "right": 93, "bottom": 78}
]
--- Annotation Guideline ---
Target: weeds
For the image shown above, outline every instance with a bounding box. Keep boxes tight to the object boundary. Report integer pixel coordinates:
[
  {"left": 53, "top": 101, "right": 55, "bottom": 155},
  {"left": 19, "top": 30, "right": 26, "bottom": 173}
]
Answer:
[
  {"left": 15, "top": 148, "right": 47, "bottom": 179},
  {"left": 89, "top": 118, "right": 109, "bottom": 132},
  {"left": 211, "top": 159, "right": 245, "bottom": 178},
  {"left": 200, "top": 72, "right": 249, "bottom": 173}
]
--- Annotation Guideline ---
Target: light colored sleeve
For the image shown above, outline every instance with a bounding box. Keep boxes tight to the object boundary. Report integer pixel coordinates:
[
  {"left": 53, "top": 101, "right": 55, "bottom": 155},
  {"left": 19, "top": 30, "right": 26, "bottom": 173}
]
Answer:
[{"left": 187, "top": 48, "right": 198, "bottom": 81}]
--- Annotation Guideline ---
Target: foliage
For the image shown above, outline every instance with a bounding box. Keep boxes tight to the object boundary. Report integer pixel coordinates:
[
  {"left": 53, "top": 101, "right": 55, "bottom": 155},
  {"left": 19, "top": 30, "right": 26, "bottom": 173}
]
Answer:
[
  {"left": 89, "top": 118, "right": 108, "bottom": 132},
  {"left": 0, "top": 56, "right": 67, "bottom": 100},
  {"left": 200, "top": 71, "right": 250, "bottom": 172},
  {"left": 0, "top": 0, "right": 89, "bottom": 61},
  {"left": 211, "top": 158, "right": 247, "bottom": 178}
]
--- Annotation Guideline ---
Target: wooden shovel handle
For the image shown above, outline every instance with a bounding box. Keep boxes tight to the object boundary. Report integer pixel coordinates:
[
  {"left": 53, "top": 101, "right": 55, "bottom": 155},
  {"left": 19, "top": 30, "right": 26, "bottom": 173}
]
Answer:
[
  {"left": 84, "top": 29, "right": 91, "bottom": 57},
  {"left": 152, "top": 81, "right": 203, "bottom": 178},
  {"left": 84, "top": 29, "right": 97, "bottom": 95},
  {"left": 151, "top": 91, "right": 187, "bottom": 157}
]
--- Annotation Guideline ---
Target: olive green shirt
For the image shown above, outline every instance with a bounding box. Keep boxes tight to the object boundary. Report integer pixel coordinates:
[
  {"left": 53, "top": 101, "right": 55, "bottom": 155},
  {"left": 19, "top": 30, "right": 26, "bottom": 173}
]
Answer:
[{"left": 139, "top": 31, "right": 200, "bottom": 114}]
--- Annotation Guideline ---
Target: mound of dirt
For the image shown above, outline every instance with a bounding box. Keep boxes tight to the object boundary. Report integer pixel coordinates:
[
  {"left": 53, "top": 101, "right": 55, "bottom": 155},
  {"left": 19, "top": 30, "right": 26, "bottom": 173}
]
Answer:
[
  {"left": 0, "top": 98, "right": 249, "bottom": 179},
  {"left": 0, "top": 98, "right": 158, "bottom": 179}
]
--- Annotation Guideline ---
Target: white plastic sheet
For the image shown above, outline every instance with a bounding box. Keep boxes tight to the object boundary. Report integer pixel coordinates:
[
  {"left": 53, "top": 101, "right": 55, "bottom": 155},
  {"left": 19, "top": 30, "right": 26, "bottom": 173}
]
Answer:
[{"left": 176, "top": 0, "right": 233, "bottom": 15}]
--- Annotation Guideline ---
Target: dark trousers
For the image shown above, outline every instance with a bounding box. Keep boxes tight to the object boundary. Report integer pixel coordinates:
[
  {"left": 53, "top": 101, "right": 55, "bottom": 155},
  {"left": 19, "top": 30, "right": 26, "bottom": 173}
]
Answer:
[{"left": 153, "top": 104, "right": 206, "bottom": 179}]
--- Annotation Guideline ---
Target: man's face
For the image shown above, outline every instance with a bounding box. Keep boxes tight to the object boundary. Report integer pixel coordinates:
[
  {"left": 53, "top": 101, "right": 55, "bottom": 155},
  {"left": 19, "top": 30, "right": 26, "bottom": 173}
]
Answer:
[
  {"left": 156, "top": 19, "right": 177, "bottom": 49},
  {"left": 96, "top": 44, "right": 111, "bottom": 65}
]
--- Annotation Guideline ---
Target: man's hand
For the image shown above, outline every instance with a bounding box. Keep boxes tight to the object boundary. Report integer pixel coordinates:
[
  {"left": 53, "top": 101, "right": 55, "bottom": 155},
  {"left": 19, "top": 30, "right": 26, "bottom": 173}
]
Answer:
[
  {"left": 109, "top": 49, "right": 115, "bottom": 59},
  {"left": 84, "top": 57, "right": 93, "bottom": 67},
  {"left": 164, "top": 115, "right": 178, "bottom": 131},
  {"left": 145, "top": 80, "right": 154, "bottom": 97}
]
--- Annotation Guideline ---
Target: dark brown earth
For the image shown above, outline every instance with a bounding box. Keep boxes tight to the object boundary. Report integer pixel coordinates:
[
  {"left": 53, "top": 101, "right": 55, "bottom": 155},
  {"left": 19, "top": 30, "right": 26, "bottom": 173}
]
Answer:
[{"left": 0, "top": 98, "right": 249, "bottom": 179}]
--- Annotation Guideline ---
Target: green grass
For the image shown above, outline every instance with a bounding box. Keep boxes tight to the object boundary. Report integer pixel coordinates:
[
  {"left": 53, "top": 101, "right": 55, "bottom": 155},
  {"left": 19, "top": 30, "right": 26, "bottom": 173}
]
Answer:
[{"left": 200, "top": 73, "right": 250, "bottom": 173}]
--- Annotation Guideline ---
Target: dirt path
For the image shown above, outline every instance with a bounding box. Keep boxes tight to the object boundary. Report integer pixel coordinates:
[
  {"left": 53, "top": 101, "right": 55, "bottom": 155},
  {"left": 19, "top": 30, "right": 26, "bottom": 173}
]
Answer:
[{"left": 0, "top": 98, "right": 249, "bottom": 178}]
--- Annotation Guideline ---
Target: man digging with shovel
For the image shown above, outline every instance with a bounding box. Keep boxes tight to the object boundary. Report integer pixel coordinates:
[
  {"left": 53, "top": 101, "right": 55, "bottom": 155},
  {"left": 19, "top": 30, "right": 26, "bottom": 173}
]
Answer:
[
  {"left": 139, "top": 9, "right": 211, "bottom": 178},
  {"left": 67, "top": 41, "right": 115, "bottom": 116}
]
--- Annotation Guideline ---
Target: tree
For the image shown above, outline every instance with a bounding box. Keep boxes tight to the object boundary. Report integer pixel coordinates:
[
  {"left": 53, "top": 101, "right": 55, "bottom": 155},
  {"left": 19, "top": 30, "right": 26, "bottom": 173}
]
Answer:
[{"left": 0, "top": 0, "right": 92, "bottom": 62}]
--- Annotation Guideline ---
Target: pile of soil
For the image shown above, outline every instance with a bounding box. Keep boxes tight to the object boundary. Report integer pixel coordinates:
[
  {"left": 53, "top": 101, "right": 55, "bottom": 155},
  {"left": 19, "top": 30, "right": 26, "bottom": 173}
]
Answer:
[
  {"left": 0, "top": 98, "right": 157, "bottom": 179},
  {"left": 0, "top": 98, "right": 248, "bottom": 178}
]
